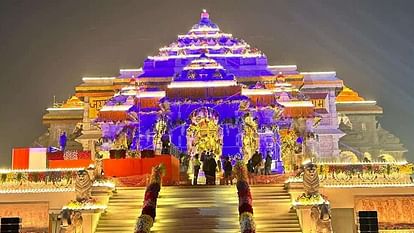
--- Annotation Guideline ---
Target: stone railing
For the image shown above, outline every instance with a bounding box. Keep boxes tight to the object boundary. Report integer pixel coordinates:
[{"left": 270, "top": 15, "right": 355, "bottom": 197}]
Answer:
[
  {"left": 317, "top": 161, "right": 413, "bottom": 187},
  {"left": 286, "top": 161, "right": 414, "bottom": 188},
  {"left": 0, "top": 168, "right": 80, "bottom": 193}
]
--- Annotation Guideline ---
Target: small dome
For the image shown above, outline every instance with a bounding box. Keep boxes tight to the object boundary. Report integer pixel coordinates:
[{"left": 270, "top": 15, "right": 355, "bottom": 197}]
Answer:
[
  {"left": 190, "top": 9, "right": 219, "bottom": 31},
  {"left": 337, "top": 86, "right": 364, "bottom": 102},
  {"left": 62, "top": 96, "right": 84, "bottom": 108}
]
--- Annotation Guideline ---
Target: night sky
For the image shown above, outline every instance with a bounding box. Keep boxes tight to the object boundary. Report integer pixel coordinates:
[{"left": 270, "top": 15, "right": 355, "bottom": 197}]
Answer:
[{"left": 0, "top": 0, "right": 413, "bottom": 167}]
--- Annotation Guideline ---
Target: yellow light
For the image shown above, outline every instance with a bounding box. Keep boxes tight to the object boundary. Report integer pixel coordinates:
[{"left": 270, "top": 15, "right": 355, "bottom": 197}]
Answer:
[
  {"left": 167, "top": 80, "right": 237, "bottom": 88},
  {"left": 0, "top": 188, "right": 74, "bottom": 194},
  {"left": 0, "top": 167, "right": 83, "bottom": 174},
  {"left": 315, "top": 160, "right": 408, "bottom": 165}
]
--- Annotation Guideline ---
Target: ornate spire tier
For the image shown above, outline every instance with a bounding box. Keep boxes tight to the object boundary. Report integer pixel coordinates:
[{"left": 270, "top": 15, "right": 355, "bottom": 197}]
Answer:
[{"left": 140, "top": 10, "right": 273, "bottom": 78}]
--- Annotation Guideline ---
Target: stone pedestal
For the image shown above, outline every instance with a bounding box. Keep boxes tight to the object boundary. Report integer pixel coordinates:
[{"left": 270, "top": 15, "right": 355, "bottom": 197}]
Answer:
[
  {"left": 81, "top": 211, "right": 102, "bottom": 233},
  {"left": 295, "top": 206, "right": 315, "bottom": 233}
]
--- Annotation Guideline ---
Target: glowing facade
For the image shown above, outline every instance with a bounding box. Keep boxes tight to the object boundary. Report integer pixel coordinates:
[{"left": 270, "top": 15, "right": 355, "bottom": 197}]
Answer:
[
  {"left": 1, "top": 10, "right": 413, "bottom": 233},
  {"left": 33, "top": 10, "right": 407, "bottom": 170}
]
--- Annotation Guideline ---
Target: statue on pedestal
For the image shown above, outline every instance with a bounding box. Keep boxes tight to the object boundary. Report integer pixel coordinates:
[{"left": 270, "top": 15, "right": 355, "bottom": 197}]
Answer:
[
  {"left": 311, "top": 202, "right": 333, "bottom": 233},
  {"left": 75, "top": 170, "right": 92, "bottom": 203},
  {"left": 59, "top": 209, "right": 83, "bottom": 233},
  {"left": 303, "top": 162, "right": 319, "bottom": 196}
]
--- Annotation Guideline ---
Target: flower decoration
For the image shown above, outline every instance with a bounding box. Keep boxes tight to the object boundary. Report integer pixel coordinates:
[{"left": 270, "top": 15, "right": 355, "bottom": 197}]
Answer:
[
  {"left": 135, "top": 164, "right": 165, "bottom": 233},
  {"left": 234, "top": 161, "right": 256, "bottom": 233},
  {"left": 63, "top": 199, "right": 107, "bottom": 211},
  {"left": 293, "top": 193, "right": 328, "bottom": 207}
]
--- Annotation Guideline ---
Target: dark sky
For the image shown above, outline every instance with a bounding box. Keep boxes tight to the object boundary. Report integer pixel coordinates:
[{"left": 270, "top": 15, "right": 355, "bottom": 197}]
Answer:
[{"left": 1, "top": 0, "right": 414, "bottom": 167}]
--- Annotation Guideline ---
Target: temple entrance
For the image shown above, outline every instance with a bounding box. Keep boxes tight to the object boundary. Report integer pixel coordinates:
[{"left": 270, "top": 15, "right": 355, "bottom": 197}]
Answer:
[{"left": 186, "top": 107, "right": 223, "bottom": 157}]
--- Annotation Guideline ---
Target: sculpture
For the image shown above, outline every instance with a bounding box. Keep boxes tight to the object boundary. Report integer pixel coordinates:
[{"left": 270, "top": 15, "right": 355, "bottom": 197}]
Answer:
[
  {"left": 242, "top": 114, "right": 259, "bottom": 161},
  {"left": 303, "top": 162, "right": 319, "bottom": 197},
  {"left": 338, "top": 151, "right": 359, "bottom": 163},
  {"left": 153, "top": 117, "right": 167, "bottom": 153},
  {"left": 338, "top": 113, "right": 352, "bottom": 129},
  {"left": 186, "top": 107, "right": 223, "bottom": 156},
  {"left": 94, "top": 159, "right": 103, "bottom": 179},
  {"left": 310, "top": 203, "right": 333, "bottom": 233},
  {"left": 363, "top": 152, "right": 372, "bottom": 162},
  {"left": 59, "top": 209, "right": 83, "bottom": 233},
  {"left": 379, "top": 153, "right": 396, "bottom": 162},
  {"left": 281, "top": 130, "right": 297, "bottom": 173},
  {"left": 75, "top": 170, "right": 92, "bottom": 203}
]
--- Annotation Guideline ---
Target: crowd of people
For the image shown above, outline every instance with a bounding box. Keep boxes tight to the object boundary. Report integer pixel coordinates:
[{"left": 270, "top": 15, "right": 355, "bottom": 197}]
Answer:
[{"left": 189, "top": 150, "right": 273, "bottom": 186}]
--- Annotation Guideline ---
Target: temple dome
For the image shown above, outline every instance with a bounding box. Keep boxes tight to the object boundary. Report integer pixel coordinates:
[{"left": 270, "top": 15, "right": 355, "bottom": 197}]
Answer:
[
  {"left": 336, "top": 86, "right": 364, "bottom": 102},
  {"left": 62, "top": 96, "right": 84, "bottom": 108},
  {"left": 139, "top": 10, "right": 273, "bottom": 78},
  {"left": 190, "top": 10, "right": 219, "bottom": 32}
]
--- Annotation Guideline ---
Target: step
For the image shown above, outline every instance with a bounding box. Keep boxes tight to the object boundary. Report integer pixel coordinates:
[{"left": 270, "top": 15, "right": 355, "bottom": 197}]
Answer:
[{"left": 96, "top": 185, "right": 300, "bottom": 233}]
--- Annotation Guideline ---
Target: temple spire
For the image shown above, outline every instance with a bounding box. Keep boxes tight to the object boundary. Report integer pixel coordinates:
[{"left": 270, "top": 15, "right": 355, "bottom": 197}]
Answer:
[{"left": 201, "top": 9, "right": 209, "bottom": 19}]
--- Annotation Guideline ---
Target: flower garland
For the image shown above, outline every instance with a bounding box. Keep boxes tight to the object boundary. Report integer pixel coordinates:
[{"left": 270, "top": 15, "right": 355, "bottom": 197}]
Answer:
[
  {"left": 0, "top": 170, "right": 76, "bottom": 187},
  {"left": 135, "top": 164, "right": 165, "bottom": 233},
  {"left": 293, "top": 193, "right": 328, "bottom": 207},
  {"left": 234, "top": 161, "right": 256, "bottom": 233},
  {"left": 63, "top": 199, "right": 107, "bottom": 211}
]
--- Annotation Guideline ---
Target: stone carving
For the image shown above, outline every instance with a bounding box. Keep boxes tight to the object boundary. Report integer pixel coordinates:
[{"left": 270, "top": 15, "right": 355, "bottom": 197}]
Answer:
[
  {"left": 338, "top": 113, "right": 352, "bottom": 129},
  {"left": 59, "top": 209, "right": 83, "bottom": 233},
  {"left": 378, "top": 153, "right": 396, "bottom": 162},
  {"left": 303, "top": 162, "right": 319, "bottom": 196},
  {"left": 363, "top": 152, "right": 372, "bottom": 162},
  {"left": 94, "top": 159, "right": 103, "bottom": 179},
  {"left": 281, "top": 130, "right": 297, "bottom": 173},
  {"left": 355, "top": 196, "right": 414, "bottom": 226},
  {"left": 338, "top": 151, "right": 359, "bottom": 163},
  {"left": 75, "top": 170, "right": 92, "bottom": 202},
  {"left": 311, "top": 203, "right": 333, "bottom": 233},
  {"left": 242, "top": 113, "right": 259, "bottom": 161}
]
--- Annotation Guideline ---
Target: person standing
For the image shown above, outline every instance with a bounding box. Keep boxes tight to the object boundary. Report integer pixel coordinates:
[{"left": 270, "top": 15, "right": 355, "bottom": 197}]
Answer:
[
  {"left": 200, "top": 151, "right": 206, "bottom": 163},
  {"left": 217, "top": 157, "right": 222, "bottom": 173},
  {"left": 265, "top": 152, "right": 272, "bottom": 175},
  {"left": 193, "top": 154, "right": 201, "bottom": 185},
  {"left": 223, "top": 156, "right": 233, "bottom": 185},
  {"left": 202, "top": 154, "right": 210, "bottom": 185},
  {"left": 59, "top": 132, "right": 67, "bottom": 151},
  {"left": 206, "top": 154, "right": 217, "bottom": 185},
  {"left": 259, "top": 159, "right": 265, "bottom": 175},
  {"left": 247, "top": 159, "right": 255, "bottom": 185},
  {"left": 251, "top": 151, "right": 262, "bottom": 175}
]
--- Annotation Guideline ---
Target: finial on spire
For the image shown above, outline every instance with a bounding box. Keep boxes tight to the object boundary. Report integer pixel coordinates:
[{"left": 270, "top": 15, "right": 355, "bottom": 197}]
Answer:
[{"left": 201, "top": 9, "right": 209, "bottom": 19}]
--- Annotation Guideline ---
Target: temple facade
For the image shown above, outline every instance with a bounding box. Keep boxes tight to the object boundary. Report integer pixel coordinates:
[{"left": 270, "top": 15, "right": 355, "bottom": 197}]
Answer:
[
  {"left": 1, "top": 10, "right": 413, "bottom": 233},
  {"left": 34, "top": 10, "right": 407, "bottom": 168}
]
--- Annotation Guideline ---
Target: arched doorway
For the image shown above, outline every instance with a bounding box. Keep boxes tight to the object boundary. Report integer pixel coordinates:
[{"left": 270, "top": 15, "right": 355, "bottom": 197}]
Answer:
[{"left": 186, "top": 107, "right": 223, "bottom": 157}]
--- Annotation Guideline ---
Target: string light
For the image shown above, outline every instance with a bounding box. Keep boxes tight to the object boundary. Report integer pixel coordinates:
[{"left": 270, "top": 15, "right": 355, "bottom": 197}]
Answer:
[
  {"left": 315, "top": 160, "right": 408, "bottom": 165},
  {"left": 92, "top": 180, "right": 116, "bottom": 189},
  {"left": 168, "top": 80, "right": 237, "bottom": 88},
  {"left": 0, "top": 188, "right": 74, "bottom": 194},
  {"left": 62, "top": 203, "right": 107, "bottom": 211},
  {"left": 46, "top": 107, "right": 84, "bottom": 111},
  {"left": 82, "top": 77, "right": 116, "bottom": 81},
  {"left": 0, "top": 168, "right": 83, "bottom": 174}
]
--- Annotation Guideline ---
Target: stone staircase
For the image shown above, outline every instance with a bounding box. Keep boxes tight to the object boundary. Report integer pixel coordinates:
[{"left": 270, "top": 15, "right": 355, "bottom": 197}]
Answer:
[
  {"left": 95, "top": 184, "right": 301, "bottom": 233},
  {"left": 250, "top": 184, "right": 302, "bottom": 233},
  {"left": 95, "top": 187, "right": 146, "bottom": 233}
]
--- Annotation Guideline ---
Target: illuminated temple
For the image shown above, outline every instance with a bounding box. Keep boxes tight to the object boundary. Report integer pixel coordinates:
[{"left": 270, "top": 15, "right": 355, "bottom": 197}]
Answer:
[{"left": 1, "top": 10, "right": 413, "bottom": 233}]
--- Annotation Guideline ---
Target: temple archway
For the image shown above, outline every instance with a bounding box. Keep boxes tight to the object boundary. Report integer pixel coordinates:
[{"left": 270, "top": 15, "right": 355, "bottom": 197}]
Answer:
[{"left": 186, "top": 107, "right": 223, "bottom": 157}]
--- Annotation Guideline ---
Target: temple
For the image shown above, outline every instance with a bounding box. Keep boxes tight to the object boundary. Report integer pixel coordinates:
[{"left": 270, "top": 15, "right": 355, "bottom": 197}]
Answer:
[
  {"left": 1, "top": 10, "right": 413, "bottom": 233},
  {"left": 33, "top": 10, "right": 406, "bottom": 167}
]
